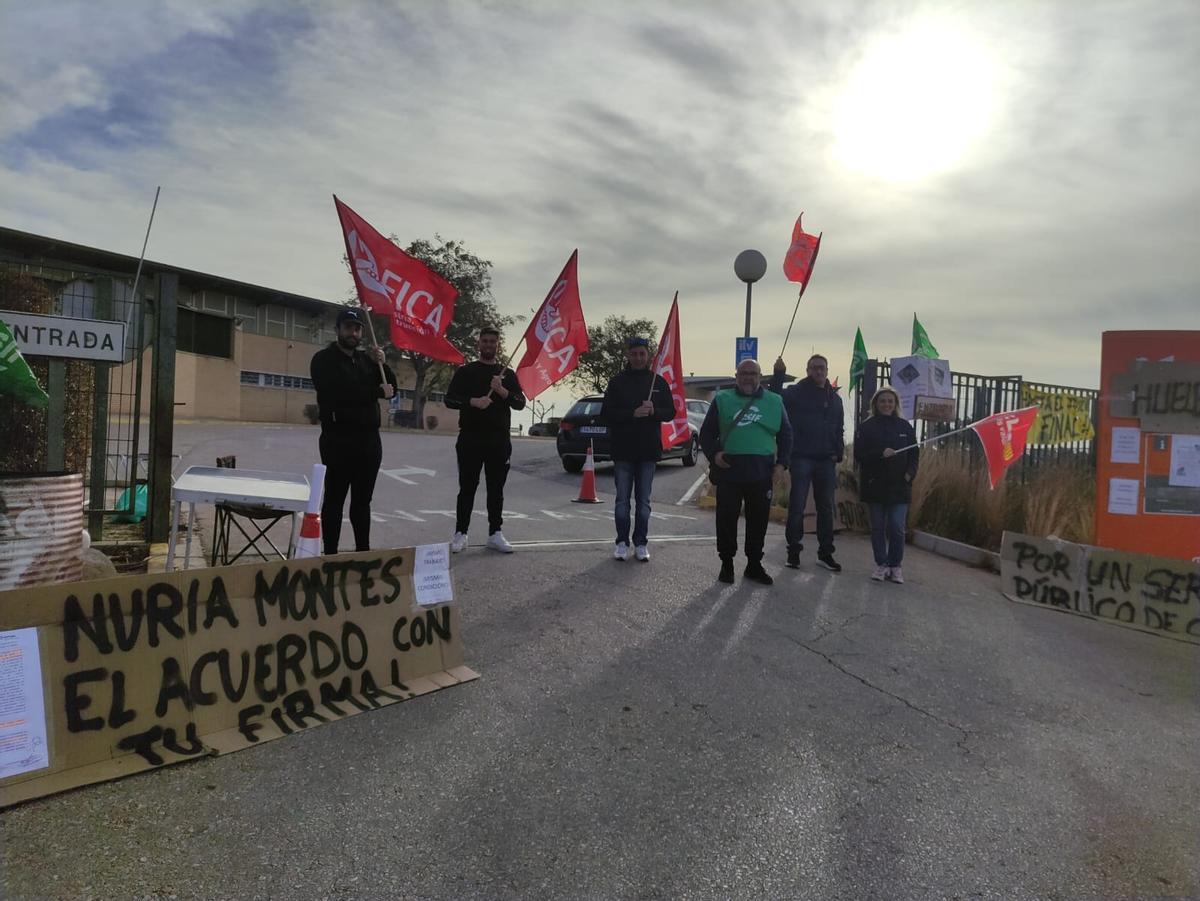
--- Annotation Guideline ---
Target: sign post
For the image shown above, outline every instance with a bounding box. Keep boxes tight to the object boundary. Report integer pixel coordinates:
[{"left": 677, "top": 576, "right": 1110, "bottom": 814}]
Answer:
[{"left": 735, "top": 336, "right": 758, "bottom": 368}]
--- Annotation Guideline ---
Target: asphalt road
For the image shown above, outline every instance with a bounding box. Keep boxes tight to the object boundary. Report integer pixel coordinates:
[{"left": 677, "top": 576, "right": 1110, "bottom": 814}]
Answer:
[{"left": 3, "top": 424, "right": 1198, "bottom": 899}]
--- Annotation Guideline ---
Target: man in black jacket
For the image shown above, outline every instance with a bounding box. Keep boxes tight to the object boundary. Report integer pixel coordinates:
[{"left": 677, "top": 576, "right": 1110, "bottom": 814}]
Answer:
[
  {"left": 444, "top": 327, "right": 526, "bottom": 554},
  {"left": 600, "top": 336, "right": 677, "bottom": 562},
  {"left": 770, "top": 354, "right": 845, "bottom": 572},
  {"left": 310, "top": 307, "right": 397, "bottom": 554}
]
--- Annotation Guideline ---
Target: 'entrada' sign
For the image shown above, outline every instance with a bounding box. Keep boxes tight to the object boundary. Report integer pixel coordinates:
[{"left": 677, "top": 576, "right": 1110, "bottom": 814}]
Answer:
[{"left": 0, "top": 310, "right": 126, "bottom": 362}]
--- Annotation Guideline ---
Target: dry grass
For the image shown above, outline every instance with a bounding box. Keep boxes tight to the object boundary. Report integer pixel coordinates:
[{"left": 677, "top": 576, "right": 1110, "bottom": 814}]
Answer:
[{"left": 908, "top": 448, "right": 1093, "bottom": 550}]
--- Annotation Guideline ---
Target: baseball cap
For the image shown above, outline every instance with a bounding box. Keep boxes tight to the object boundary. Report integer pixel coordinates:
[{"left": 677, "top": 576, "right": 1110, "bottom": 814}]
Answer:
[
  {"left": 626, "top": 336, "right": 650, "bottom": 349},
  {"left": 336, "top": 307, "right": 364, "bottom": 327}
]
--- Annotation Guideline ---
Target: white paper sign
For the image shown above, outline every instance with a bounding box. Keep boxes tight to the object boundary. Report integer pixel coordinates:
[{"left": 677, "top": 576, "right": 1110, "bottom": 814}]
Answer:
[
  {"left": 0, "top": 628, "right": 50, "bottom": 778},
  {"left": 889, "top": 355, "right": 952, "bottom": 420},
  {"left": 1110, "top": 427, "right": 1142, "bottom": 464},
  {"left": 1168, "top": 435, "right": 1200, "bottom": 488},
  {"left": 412, "top": 543, "right": 454, "bottom": 606},
  {"left": 1107, "top": 478, "right": 1141, "bottom": 515}
]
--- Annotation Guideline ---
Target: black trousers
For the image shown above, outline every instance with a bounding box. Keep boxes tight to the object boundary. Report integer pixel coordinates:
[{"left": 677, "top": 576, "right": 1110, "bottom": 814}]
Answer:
[
  {"left": 319, "top": 430, "right": 383, "bottom": 554},
  {"left": 715, "top": 479, "right": 773, "bottom": 563},
  {"left": 456, "top": 431, "right": 512, "bottom": 534}
]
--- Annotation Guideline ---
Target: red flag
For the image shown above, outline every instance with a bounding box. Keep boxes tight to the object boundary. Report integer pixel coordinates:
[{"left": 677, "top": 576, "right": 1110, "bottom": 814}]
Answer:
[
  {"left": 782, "top": 212, "right": 822, "bottom": 286},
  {"left": 970, "top": 406, "right": 1040, "bottom": 489},
  {"left": 333, "top": 196, "right": 463, "bottom": 364},
  {"left": 652, "top": 294, "right": 689, "bottom": 450},
  {"left": 515, "top": 250, "right": 587, "bottom": 399}
]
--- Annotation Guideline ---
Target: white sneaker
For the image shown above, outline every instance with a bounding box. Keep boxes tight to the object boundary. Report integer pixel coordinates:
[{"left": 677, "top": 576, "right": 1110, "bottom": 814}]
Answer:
[
  {"left": 635, "top": 545, "right": 650, "bottom": 562},
  {"left": 450, "top": 532, "right": 468, "bottom": 553},
  {"left": 886, "top": 566, "right": 904, "bottom": 584},
  {"left": 486, "top": 531, "right": 514, "bottom": 553},
  {"left": 871, "top": 565, "right": 887, "bottom": 581},
  {"left": 613, "top": 542, "right": 628, "bottom": 561}
]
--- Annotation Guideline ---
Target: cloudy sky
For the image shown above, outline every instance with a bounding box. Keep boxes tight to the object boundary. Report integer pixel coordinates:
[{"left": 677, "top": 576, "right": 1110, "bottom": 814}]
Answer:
[{"left": 2, "top": 0, "right": 1197, "bottom": 410}]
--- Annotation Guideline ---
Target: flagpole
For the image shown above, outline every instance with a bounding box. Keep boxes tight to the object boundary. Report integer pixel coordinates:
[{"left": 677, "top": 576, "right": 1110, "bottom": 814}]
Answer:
[
  {"left": 358, "top": 304, "right": 388, "bottom": 383},
  {"left": 779, "top": 231, "right": 821, "bottom": 359},
  {"left": 129, "top": 187, "right": 161, "bottom": 312},
  {"left": 891, "top": 405, "right": 1040, "bottom": 453}
]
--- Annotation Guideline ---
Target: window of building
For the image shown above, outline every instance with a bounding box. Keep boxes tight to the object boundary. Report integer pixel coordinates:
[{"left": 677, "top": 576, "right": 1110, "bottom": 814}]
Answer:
[
  {"left": 240, "top": 370, "right": 315, "bottom": 391},
  {"left": 177, "top": 308, "right": 233, "bottom": 358}
]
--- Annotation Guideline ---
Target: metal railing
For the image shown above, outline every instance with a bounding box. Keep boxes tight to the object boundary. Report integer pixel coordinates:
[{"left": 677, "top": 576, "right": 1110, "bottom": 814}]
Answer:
[{"left": 858, "top": 360, "right": 1099, "bottom": 480}]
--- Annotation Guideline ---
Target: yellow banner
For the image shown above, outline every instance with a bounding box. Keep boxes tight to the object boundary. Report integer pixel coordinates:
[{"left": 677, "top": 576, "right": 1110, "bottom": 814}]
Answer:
[{"left": 1021, "top": 385, "right": 1095, "bottom": 444}]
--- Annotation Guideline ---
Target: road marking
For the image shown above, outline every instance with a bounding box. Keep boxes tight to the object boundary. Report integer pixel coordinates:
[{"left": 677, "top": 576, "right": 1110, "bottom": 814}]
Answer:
[
  {"left": 508, "top": 535, "right": 710, "bottom": 549},
  {"left": 678, "top": 471, "right": 709, "bottom": 505},
  {"left": 381, "top": 466, "right": 437, "bottom": 484},
  {"left": 649, "top": 511, "right": 696, "bottom": 521}
]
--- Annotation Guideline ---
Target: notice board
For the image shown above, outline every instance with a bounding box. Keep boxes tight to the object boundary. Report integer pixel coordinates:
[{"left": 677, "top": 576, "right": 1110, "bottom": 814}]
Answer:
[{"left": 1095, "top": 331, "right": 1200, "bottom": 562}]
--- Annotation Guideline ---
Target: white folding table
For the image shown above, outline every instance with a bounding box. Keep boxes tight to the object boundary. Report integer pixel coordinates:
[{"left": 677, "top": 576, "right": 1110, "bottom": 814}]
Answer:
[{"left": 166, "top": 466, "right": 311, "bottom": 570}]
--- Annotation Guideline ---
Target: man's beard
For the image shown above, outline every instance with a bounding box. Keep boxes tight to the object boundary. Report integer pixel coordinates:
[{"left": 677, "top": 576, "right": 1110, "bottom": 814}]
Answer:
[
  {"left": 479, "top": 350, "right": 497, "bottom": 362},
  {"left": 338, "top": 335, "right": 360, "bottom": 351}
]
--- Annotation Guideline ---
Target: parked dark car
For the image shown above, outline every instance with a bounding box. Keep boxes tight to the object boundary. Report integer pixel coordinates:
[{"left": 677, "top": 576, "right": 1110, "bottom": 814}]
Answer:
[
  {"left": 556, "top": 394, "right": 700, "bottom": 472},
  {"left": 528, "top": 417, "right": 562, "bottom": 437}
]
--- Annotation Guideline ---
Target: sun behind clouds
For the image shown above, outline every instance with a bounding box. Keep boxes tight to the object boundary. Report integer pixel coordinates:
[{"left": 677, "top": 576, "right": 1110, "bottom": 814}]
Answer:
[{"left": 832, "top": 18, "right": 1003, "bottom": 183}]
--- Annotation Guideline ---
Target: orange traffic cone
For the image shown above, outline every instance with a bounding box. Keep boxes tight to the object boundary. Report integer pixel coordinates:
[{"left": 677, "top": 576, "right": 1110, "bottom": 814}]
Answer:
[
  {"left": 294, "top": 512, "right": 322, "bottom": 558},
  {"left": 572, "top": 443, "right": 603, "bottom": 504},
  {"left": 293, "top": 463, "right": 326, "bottom": 558}
]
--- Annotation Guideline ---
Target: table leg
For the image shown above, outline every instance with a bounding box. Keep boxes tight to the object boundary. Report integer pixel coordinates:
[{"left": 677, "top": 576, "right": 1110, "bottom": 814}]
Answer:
[
  {"left": 288, "top": 512, "right": 299, "bottom": 558},
  {"left": 184, "top": 501, "right": 196, "bottom": 569},
  {"left": 166, "top": 499, "right": 180, "bottom": 570}
]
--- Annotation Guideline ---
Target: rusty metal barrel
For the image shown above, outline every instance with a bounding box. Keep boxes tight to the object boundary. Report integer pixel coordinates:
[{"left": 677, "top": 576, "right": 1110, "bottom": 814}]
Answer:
[{"left": 0, "top": 472, "right": 85, "bottom": 590}]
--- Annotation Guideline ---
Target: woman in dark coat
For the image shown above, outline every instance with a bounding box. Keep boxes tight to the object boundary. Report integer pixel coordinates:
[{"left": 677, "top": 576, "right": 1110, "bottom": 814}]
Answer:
[{"left": 854, "top": 387, "right": 919, "bottom": 583}]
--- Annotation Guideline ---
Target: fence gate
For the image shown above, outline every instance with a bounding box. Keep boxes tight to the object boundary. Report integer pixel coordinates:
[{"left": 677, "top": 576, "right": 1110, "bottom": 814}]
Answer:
[{"left": 0, "top": 262, "right": 169, "bottom": 542}]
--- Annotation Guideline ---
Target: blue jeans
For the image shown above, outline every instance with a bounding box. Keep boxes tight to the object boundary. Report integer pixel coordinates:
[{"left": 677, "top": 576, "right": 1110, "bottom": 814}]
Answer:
[
  {"left": 787, "top": 457, "right": 836, "bottom": 554},
  {"left": 868, "top": 503, "right": 908, "bottom": 567},
  {"left": 613, "top": 460, "right": 656, "bottom": 546}
]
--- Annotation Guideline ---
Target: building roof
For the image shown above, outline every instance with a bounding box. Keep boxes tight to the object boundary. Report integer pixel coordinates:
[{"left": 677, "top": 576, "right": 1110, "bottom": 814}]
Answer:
[{"left": 0, "top": 226, "right": 345, "bottom": 315}]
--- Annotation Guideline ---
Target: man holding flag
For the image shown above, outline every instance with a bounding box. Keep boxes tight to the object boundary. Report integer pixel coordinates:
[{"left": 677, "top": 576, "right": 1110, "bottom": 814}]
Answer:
[
  {"left": 445, "top": 327, "right": 526, "bottom": 554},
  {"left": 600, "top": 335, "right": 677, "bottom": 562},
  {"left": 310, "top": 307, "right": 397, "bottom": 554}
]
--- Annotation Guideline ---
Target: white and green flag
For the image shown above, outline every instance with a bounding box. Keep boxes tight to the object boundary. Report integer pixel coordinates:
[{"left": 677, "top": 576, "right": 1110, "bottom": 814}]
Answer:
[{"left": 0, "top": 318, "right": 49, "bottom": 408}]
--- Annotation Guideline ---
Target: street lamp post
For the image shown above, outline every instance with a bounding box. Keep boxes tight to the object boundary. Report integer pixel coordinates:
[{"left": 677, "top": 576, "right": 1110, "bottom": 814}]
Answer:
[{"left": 734, "top": 249, "right": 767, "bottom": 339}]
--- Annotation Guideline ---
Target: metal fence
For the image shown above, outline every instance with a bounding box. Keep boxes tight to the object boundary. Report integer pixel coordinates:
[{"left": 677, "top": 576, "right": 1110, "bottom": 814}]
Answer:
[
  {"left": 0, "top": 262, "right": 153, "bottom": 539},
  {"left": 859, "top": 359, "right": 1099, "bottom": 480}
]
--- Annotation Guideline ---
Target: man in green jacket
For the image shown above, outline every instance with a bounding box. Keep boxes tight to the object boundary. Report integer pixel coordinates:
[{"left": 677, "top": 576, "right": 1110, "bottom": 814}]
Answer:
[{"left": 698, "top": 359, "right": 793, "bottom": 585}]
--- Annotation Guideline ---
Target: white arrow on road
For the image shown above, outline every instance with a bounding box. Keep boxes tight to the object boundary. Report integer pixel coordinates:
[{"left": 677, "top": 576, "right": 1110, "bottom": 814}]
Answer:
[{"left": 380, "top": 466, "right": 438, "bottom": 485}]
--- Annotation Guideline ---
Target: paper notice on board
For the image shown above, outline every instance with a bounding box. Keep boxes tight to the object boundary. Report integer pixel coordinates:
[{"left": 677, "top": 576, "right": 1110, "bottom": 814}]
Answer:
[
  {"left": 1107, "top": 478, "right": 1140, "bottom": 515},
  {"left": 1168, "top": 435, "right": 1200, "bottom": 488},
  {"left": 1110, "top": 427, "right": 1141, "bottom": 464},
  {"left": 413, "top": 543, "right": 454, "bottom": 606},
  {"left": 0, "top": 628, "right": 50, "bottom": 778}
]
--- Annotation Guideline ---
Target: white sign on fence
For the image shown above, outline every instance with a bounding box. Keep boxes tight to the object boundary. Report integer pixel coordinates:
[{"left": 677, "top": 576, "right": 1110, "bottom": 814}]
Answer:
[{"left": 0, "top": 310, "right": 126, "bottom": 362}]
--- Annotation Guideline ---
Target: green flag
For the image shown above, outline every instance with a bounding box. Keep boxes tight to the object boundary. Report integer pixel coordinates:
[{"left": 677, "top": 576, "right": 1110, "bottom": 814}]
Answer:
[
  {"left": 850, "top": 327, "right": 868, "bottom": 392},
  {"left": 911, "top": 314, "right": 939, "bottom": 359},
  {"left": 0, "top": 319, "right": 49, "bottom": 408}
]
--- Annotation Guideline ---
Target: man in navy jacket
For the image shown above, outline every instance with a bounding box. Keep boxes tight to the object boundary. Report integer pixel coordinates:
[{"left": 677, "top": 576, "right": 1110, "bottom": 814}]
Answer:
[{"left": 769, "top": 354, "right": 845, "bottom": 572}]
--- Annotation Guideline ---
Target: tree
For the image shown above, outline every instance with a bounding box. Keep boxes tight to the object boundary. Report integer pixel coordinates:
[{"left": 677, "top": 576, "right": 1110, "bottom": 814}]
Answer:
[
  {"left": 345, "top": 235, "right": 517, "bottom": 429},
  {"left": 567, "top": 314, "right": 659, "bottom": 394}
]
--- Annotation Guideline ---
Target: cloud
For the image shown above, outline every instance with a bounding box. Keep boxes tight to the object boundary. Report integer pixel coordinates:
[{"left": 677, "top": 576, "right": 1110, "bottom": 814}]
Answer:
[{"left": 0, "top": 0, "right": 1197, "bottom": 402}]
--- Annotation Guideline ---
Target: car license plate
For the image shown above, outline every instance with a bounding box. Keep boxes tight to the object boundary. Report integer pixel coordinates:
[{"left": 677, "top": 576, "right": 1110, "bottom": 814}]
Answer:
[{"left": 580, "top": 425, "right": 607, "bottom": 435}]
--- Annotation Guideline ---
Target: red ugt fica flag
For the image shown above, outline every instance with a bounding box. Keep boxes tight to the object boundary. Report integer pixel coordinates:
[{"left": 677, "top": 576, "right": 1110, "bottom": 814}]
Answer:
[
  {"left": 515, "top": 250, "right": 588, "bottom": 400},
  {"left": 782, "top": 212, "right": 822, "bottom": 286},
  {"left": 333, "top": 195, "right": 463, "bottom": 364},
  {"left": 970, "top": 406, "right": 1040, "bottom": 489},
  {"left": 652, "top": 294, "right": 690, "bottom": 450}
]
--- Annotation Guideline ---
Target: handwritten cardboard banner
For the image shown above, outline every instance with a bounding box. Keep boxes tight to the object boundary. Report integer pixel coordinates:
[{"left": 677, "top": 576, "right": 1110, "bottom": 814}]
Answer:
[
  {"left": 0, "top": 549, "right": 477, "bottom": 808},
  {"left": 1109, "top": 361, "right": 1200, "bottom": 433},
  {"left": 1000, "top": 532, "right": 1199, "bottom": 645},
  {"left": 1019, "top": 385, "right": 1096, "bottom": 444}
]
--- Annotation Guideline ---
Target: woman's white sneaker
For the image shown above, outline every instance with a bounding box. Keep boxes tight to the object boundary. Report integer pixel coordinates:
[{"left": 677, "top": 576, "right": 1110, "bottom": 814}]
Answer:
[
  {"left": 886, "top": 566, "right": 904, "bottom": 584},
  {"left": 613, "top": 542, "right": 628, "bottom": 561},
  {"left": 450, "top": 532, "right": 468, "bottom": 553},
  {"left": 871, "top": 565, "right": 887, "bottom": 581}
]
